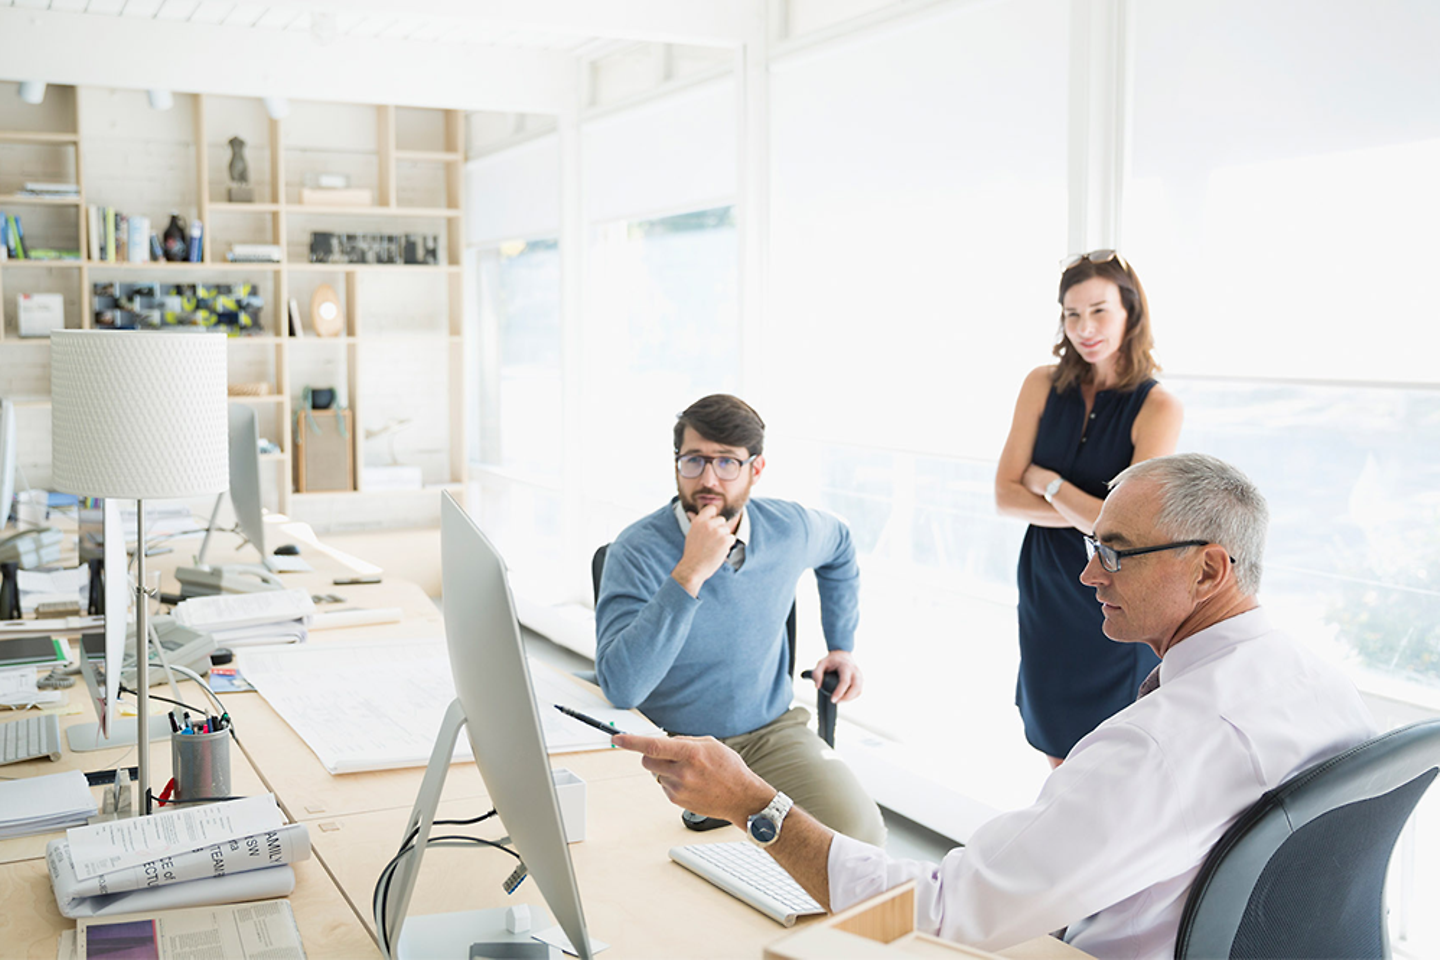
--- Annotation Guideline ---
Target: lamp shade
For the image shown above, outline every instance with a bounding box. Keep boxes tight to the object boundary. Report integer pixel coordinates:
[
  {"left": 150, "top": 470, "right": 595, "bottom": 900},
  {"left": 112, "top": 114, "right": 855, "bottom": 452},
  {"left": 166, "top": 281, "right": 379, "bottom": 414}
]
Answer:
[{"left": 50, "top": 330, "right": 229, "bottom": 500}]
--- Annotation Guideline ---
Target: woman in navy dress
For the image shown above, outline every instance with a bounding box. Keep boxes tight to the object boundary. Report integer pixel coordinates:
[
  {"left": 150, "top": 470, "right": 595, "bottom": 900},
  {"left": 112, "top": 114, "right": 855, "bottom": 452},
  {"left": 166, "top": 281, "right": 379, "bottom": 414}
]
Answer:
[{"left": 995, "top": 252, "right": 1184, "bottom": 767}]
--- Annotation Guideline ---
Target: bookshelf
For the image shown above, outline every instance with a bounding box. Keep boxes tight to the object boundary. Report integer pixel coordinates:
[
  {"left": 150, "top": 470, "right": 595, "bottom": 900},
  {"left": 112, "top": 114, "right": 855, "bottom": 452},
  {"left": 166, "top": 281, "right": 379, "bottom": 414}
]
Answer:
[{"left": 0, "top": 84, "right": 467, "bottom": 520}]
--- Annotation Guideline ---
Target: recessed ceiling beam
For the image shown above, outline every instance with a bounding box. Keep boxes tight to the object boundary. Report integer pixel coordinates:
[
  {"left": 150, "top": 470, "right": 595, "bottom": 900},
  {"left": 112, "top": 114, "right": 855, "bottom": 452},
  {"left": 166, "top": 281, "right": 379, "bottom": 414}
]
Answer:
[
  {"left": 263, "top": 0, "right": 748, "bottom": 47},
  {"left": 0, "top": 6, "right": 574, "bottom": 113}
]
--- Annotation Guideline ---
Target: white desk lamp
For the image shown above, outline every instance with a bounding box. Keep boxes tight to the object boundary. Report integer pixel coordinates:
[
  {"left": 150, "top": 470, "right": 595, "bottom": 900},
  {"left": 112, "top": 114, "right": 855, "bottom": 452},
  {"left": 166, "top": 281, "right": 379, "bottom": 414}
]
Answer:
[{"left": 50, "top": 330, "right": 228, "bottom": 814}]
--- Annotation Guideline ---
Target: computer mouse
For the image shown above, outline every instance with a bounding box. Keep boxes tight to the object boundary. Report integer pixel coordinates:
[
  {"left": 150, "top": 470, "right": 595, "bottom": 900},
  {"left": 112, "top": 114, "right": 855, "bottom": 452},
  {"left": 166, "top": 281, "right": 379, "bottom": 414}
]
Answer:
[{"left": 274, "top": 544, "right": 301, "bottom": 556}]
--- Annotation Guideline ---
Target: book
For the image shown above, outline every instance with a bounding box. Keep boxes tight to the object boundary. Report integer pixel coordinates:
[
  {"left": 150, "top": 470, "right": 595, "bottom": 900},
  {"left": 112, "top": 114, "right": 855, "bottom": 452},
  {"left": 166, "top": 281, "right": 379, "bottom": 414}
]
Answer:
[
  {"left": 86, "top": 205, "right": 101, "bottom": 262},
  {"left": 7, "top": 213, "right": 26, "bottom": 259},
  {"left": 21, "top": 181, "right": 79, "bottom": 196},
  {"left": 127, "top": 214, "right": 150, "bottom": 263},
  {"left": 116, "top": 213, "right": 128, "bottom": 262},
  {"left": 287, "top": 297, "right": 303, "bottom": 337},
  {"left": 103, "top": 207, "right": 115, "bottom": 262}
]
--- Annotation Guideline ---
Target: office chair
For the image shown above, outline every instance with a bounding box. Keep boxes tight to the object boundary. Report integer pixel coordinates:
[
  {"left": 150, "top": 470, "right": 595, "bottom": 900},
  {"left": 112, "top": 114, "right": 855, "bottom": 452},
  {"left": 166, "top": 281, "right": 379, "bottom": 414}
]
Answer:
[
  {"left": 1174, "top": 717, "right": 1440, "bottom": 960},
  {"left": 590, "top": 543, "right": 839, "bottom": 747}
]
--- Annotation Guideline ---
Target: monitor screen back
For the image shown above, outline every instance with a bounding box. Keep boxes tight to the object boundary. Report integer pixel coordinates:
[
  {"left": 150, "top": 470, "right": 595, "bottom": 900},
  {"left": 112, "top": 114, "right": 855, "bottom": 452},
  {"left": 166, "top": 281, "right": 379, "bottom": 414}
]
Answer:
[
  {"left": 228, "top": 404, "right": 264, "bottom": 558},
  {"left": 0, "top": 398, "right": 15, "bottom": 527},
  {"left": 439, "top": 492, "right": 592, "bottom": 959}
]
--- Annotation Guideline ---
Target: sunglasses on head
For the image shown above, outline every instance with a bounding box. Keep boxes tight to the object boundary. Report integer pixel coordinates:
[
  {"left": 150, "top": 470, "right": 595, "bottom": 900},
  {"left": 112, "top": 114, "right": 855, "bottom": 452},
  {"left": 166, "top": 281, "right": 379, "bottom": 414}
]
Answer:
[{"left": 1061, "top": 249, "right": 1130, "bottom": 272}]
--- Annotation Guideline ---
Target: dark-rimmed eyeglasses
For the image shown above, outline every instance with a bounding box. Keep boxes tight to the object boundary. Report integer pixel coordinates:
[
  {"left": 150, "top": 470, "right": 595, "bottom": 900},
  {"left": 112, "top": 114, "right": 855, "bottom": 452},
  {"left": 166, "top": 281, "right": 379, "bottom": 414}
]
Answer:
[
  {"left": 1082, "top": 535, "right": 1213, "bottom": 573},
  {"left": 676, "top": 454, "right": 757, "bottom": 481},
  {"left": 1061, "top": 249, "right": 1130, "bottom": 273}
]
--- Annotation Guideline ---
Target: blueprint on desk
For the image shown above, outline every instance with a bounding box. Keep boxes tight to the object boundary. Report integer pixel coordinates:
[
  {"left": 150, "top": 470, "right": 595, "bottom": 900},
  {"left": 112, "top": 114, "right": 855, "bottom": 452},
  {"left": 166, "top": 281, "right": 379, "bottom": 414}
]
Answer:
[{"left": 238, "top": 637, "right": 659, "bottom": 774}]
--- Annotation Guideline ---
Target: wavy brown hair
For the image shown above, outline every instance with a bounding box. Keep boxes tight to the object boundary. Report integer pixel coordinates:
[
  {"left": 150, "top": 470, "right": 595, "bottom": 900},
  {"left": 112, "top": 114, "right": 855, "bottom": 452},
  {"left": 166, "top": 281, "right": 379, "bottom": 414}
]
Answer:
[{"left": 1051, "top": 254, "right": 1158, "bottom": 393}]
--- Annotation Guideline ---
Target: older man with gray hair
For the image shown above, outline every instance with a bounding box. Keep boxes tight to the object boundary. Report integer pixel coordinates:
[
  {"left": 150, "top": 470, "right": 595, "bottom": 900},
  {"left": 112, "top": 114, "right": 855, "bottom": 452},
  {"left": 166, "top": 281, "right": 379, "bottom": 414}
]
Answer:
[{"left": 616, "top": 452, "right": 1376, "bottom": 960}]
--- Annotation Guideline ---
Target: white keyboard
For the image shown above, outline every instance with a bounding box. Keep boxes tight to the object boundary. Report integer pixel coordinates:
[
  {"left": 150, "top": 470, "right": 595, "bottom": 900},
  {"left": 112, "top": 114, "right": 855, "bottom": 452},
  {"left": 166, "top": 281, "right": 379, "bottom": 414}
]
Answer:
[
  {"left": 669, "top": 841, "right": 824, "bottom": 926},
  {"left": 0, "top": 713, "right": 62, "bottom": 765}
]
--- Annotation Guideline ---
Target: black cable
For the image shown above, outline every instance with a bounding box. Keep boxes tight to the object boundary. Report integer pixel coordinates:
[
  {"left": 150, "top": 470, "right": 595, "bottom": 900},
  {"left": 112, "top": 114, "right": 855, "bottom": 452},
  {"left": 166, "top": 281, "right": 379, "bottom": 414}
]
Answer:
[
  {"left": 117, "top": 684, "right": 209, "bottom": 715},
  {"left": 373, "top": 809, "right": 514, "bottom": 953}
]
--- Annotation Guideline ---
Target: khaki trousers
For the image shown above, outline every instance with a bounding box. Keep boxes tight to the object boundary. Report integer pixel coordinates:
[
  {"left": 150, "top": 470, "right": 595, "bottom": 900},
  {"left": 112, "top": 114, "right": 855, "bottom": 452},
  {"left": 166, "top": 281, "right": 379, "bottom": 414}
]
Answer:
[{"left": 722, "top": 706, "right": 886, "bottom": 847}]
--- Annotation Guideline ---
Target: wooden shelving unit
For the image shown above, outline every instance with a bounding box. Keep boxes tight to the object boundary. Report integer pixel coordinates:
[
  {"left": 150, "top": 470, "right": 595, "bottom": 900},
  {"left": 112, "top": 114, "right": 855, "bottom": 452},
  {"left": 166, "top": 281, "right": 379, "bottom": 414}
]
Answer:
[{"left": 0, "top": 85, "right": 467, "bottom": 518}]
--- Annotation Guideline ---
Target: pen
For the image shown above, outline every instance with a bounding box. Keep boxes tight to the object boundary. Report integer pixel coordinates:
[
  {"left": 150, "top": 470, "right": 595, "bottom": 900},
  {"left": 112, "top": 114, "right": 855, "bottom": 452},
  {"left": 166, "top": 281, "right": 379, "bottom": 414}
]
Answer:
[{"left": 554, "top": 704, "right": 629, "bottom": 737}]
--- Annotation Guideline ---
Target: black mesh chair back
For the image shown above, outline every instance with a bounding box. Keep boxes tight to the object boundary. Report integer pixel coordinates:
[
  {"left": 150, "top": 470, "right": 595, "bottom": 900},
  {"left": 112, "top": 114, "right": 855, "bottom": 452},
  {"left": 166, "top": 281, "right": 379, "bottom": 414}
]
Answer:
[
  {"left": 1175, "top": 718, "right": 1440, "bottom": 960},
  {"left": 591, "top": 543, "right": 837, "bottom": 746}
]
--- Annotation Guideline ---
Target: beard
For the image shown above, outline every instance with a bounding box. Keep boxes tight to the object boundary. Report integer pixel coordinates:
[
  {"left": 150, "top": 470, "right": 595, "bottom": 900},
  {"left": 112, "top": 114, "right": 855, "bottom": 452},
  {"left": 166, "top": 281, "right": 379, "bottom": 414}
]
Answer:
[{"left": 679, "top": 486, "right": 744, "bottom": 522}]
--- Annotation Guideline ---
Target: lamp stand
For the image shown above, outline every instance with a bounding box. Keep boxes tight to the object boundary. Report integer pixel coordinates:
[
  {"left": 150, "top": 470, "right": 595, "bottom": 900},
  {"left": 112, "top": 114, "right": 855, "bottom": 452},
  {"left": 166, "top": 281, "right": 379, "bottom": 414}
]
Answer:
[{"left": 135, "top": 499, "right": 153, "bottom": 815}]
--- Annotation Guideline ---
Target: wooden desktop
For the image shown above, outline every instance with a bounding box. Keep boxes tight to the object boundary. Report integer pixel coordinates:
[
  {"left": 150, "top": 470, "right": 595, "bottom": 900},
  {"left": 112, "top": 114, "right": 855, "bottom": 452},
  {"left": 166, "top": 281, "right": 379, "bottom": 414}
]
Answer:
[{"left": 0, "top": 528, "right": 1088, "bottom": 959}]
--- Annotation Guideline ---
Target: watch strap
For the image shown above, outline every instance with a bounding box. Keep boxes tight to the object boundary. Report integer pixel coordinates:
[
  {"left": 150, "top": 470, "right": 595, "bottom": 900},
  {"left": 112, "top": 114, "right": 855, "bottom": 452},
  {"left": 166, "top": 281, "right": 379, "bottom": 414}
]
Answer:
[{"left": 746, "top": 791, "right": 793, "bottom": 847}]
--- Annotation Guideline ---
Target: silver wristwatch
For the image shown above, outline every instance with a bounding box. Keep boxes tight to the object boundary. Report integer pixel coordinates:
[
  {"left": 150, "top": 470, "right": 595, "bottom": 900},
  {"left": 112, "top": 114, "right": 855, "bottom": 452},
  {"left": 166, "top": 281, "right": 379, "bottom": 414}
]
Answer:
[
  {"left": 746, "top": 791, "right": 793, "bottom": 848},
  {"left": 1043, "top": 477, "right": 1064, "bottom": 504}
]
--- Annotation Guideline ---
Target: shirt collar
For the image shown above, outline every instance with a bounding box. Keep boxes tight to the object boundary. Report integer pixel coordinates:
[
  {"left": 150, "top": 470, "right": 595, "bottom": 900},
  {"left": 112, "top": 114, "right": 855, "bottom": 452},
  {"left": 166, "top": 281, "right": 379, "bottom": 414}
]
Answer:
[
  {"left": 673, "top": 499, "right": 750, "bottom": 545},
  {"left": 1158, "top": 607, "right": 1272, "bottom": 687}
]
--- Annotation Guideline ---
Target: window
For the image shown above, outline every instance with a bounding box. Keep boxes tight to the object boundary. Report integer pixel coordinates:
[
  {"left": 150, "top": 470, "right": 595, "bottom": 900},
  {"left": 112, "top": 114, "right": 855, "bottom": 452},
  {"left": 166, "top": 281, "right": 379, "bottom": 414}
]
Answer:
[{"left": 581, "top": 205, "right": 740, "bottom": 525}]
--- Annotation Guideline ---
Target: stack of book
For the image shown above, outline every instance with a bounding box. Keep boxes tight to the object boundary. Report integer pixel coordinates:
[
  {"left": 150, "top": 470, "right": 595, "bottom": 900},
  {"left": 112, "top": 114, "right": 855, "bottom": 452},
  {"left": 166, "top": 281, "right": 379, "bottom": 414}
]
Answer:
[
  {"left": 0, "top": 527, "right": 64, "bottom": 568},
  {"left": 85, "top": 205, "right": 161, "bottom": 263},
  {"left": 226, "top": 243, "right": 283, "bottom": 263},
  {"left": 18, "top": 181, "right": 79, "bottom": 200}
]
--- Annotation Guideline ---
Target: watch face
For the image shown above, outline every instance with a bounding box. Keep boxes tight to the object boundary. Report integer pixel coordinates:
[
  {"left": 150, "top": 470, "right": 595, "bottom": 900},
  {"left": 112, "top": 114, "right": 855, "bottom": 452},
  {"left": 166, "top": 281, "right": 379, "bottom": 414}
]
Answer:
[{"left": 749, "top": 816, "right": 778, "bottom": 844}]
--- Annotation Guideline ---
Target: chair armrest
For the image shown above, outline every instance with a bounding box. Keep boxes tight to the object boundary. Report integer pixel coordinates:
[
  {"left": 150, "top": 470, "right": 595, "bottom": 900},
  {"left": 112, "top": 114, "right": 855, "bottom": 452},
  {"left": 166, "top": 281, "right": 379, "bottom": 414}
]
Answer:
[{"left": 801, "top": 669, "right": 839, "bottom": 747}]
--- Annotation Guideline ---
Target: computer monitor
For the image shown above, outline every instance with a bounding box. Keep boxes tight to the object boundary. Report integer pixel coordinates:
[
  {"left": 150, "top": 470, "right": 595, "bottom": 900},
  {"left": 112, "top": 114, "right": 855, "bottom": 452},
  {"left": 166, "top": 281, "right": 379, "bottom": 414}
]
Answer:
[
  {"left": 382, "top": 492, "right": 594, "bottom": 959},
  {"left": 196, "top": 404, "right": 265, "bottom": 564},
  {"left": 69, "top": 497, "right": 138, "bottom": 750},
  {"left": 0, "top": 397, "right": 15, "bottom": 527}
]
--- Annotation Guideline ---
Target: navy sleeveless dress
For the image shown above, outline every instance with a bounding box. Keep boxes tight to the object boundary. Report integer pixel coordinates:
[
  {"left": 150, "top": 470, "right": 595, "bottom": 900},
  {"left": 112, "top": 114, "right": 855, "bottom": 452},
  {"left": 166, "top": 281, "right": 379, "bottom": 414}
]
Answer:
[{"left": 1015, "top": 378, "right": 1161, "bottom": 758}]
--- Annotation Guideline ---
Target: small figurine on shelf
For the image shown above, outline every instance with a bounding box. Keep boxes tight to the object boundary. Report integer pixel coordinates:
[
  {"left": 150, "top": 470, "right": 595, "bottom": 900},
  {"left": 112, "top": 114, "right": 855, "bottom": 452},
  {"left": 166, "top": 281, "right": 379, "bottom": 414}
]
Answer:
[
  {"left": 227, "top": 136, "right": 253, "bottom": 203},
  {"left": 162, "top": 213, "right": 187, "bottom": 262}
]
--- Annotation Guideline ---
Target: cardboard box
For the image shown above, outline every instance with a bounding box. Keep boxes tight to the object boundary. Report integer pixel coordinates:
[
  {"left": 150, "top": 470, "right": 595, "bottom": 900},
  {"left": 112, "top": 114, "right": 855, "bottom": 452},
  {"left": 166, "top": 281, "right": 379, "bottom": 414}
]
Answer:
[
  {"left": 293, "top": 409, "right": 355, "bottom": 493},
  {"left": 18, "top": 292, "right": 64, "bottom": 337}
]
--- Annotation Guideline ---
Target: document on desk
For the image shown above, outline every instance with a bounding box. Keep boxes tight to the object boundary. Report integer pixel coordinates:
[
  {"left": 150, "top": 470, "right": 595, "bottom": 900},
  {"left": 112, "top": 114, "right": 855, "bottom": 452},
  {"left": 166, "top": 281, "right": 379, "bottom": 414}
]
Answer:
[
  {"left": 238, "top": 638, "right": 661, "bottom": 774},
  {"left": 65, "top": 794, "right": 284, "bottom": 880},
  {"left": 0, "top": 769, "right": 95, "bottom": 839}
]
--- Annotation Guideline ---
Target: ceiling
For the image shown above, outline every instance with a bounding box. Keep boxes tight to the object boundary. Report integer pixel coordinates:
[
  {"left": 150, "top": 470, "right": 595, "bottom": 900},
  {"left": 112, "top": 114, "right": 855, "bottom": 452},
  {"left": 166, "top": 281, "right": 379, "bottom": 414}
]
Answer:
[
  {"left": 4, "top": 0, "right": 602, "bottom": 51},
  {"left": 0, "top": 0, "right": 753, "bottom": 112}
]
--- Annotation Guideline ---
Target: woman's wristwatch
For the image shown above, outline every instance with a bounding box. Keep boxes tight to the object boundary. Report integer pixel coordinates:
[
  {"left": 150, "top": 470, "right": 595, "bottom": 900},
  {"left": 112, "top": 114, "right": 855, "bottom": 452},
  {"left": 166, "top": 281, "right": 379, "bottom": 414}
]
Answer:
[{"left": 1043, "top": 477, "right": 1064, "bottom": 504}]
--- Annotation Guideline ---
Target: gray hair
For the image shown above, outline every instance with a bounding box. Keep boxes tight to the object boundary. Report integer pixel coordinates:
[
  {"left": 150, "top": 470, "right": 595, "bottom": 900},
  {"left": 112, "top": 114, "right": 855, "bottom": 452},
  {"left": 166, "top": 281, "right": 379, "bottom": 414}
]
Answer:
[{"left": 1110, "top": 453, "right": 1268, "bottom": 596}]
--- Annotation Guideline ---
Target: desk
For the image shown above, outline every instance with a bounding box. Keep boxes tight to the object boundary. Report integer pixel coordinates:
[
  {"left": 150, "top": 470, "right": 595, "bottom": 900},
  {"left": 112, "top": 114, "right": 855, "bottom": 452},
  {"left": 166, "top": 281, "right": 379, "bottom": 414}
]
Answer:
[{"left": 0, "top": 531, "right": 1086, "bottom": 959}]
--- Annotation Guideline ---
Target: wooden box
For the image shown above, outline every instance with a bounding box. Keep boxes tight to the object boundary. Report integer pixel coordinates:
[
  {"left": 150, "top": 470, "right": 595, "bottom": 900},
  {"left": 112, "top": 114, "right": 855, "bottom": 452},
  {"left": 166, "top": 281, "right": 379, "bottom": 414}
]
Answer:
[{"left": 293, "top": 408, "right": 354, "bottom": 493}]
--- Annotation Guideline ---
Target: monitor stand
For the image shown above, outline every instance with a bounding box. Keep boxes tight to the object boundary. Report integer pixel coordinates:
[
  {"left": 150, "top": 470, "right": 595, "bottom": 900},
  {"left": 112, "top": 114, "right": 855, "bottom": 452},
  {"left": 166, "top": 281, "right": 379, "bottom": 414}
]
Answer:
[
  {"left": 380, "top": 700, "right": 571, "bottom": 960},
  {"left": 66, "top": 713, "right": 172, "bottom": 752}
]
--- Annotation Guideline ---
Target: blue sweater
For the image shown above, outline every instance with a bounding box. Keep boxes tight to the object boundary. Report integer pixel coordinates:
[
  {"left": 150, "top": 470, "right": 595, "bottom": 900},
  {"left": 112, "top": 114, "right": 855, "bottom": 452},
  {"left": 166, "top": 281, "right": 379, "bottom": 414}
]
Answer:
[{"left": 595, "top": 497, "right": 860, "bottom": 738}]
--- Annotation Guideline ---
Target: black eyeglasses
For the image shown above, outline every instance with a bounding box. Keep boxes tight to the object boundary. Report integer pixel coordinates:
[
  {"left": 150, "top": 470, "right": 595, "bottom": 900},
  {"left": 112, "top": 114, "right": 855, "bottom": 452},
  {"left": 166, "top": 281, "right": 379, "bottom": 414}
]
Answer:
[
  {"left": 675, "top": 454, "right": 757, "bottom": 481},
  {"left": 1082, "top": 535, "right": 1213, "bottom": 573},
  {"left": 1061, "top": 249, "right": 1130, "bottom": 273}
]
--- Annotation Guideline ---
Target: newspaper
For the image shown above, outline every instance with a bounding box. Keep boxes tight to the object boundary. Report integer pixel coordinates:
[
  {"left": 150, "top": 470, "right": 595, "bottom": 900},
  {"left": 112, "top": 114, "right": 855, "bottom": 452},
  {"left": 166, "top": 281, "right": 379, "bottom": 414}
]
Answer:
[
  {"left": 73, "top": 898, "right": 307, "bottom": 959},
  {"left": 50, "top": 822, "right": 310, "bottom": 899}
]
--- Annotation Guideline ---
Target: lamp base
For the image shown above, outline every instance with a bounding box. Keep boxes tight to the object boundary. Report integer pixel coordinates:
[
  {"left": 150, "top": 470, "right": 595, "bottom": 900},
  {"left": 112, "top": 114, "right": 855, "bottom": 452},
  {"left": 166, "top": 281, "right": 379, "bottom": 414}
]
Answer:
[{"left": 66, "top": 713, "right": 172, "bottom": 753}]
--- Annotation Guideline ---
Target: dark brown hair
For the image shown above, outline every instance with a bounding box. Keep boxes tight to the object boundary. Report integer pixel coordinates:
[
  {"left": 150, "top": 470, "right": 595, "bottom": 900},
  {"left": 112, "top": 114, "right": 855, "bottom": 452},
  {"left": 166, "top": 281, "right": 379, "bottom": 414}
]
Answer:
[
  {"left": 1051, "top": 255, "right": 1158, "bottom": 393},
  {"left": 674, "top": 394, "right": 765, "bottom": 457}
]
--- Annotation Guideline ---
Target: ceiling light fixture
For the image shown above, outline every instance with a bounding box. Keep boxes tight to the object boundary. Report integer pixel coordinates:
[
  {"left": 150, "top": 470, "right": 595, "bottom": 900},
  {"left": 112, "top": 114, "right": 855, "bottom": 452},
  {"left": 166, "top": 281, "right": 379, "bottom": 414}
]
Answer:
[
  {"left": 263, "top": 96, "right": 291, "bottom": 120},
  {"left": 147, "top": 88, "right": 174, "bottom": 111},
  {"left": 18, "top": 81, "right": 46, "bottom": 105},
  {"left": 311, "top": 12, "right": 338, "bottom": 46}
]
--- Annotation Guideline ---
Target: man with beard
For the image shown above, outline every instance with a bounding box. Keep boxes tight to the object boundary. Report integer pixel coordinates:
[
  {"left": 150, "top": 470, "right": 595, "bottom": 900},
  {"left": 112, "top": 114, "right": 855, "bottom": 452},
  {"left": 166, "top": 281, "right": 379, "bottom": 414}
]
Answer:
[{"left": 595, "top": 394, "right": 885, "bottom": 845}]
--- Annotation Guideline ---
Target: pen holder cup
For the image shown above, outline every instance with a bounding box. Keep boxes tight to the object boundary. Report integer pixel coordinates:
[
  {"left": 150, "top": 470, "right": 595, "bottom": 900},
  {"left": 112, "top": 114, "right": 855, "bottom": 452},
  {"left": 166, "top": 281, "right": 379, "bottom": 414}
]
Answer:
[{"left": 171, "top": 727, "right": 232, "bottom": 801}]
